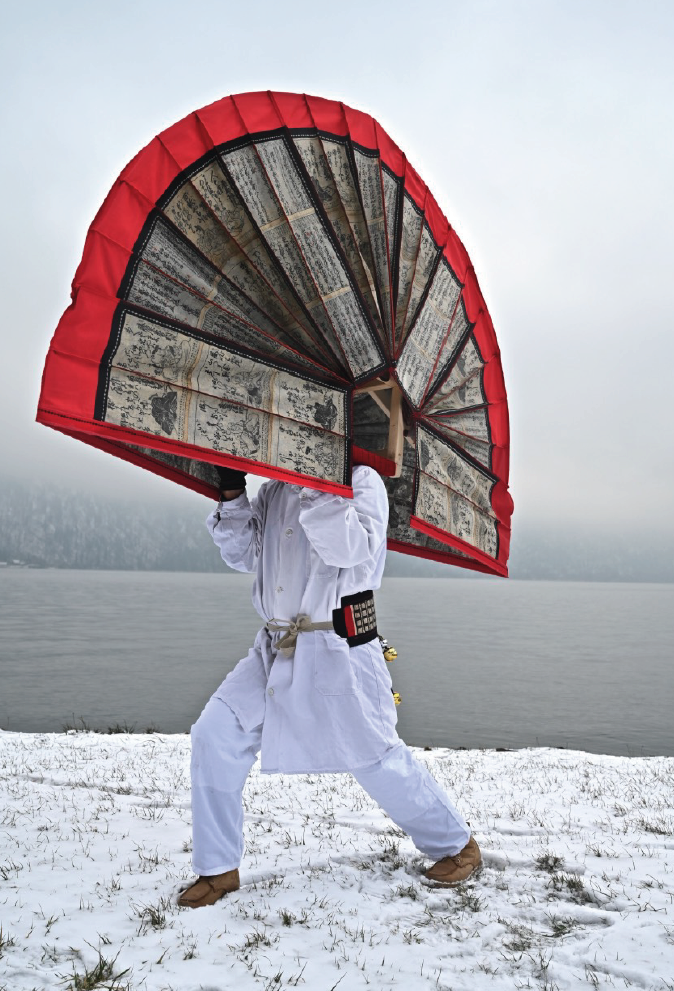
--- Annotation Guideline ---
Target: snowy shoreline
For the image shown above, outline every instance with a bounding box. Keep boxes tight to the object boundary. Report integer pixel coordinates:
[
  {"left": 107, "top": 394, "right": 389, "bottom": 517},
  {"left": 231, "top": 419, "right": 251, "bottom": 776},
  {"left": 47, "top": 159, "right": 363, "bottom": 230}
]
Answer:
[{"left": 1, "top": 733, "right": 673, "bottom": 990}]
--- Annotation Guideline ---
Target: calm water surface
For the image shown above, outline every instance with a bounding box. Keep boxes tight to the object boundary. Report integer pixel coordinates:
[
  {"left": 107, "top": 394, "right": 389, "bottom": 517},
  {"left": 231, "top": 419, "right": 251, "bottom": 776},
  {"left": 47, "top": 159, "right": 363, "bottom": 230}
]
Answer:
[{"left": 1, "top": 570, "right": 672, "bottom": 756}]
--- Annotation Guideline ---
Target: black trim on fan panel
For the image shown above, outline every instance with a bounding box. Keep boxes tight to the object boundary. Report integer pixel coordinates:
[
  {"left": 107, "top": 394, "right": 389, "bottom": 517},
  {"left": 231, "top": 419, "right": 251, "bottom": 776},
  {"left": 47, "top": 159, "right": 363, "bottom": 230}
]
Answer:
[
  {"left": 416, "top": 417, "right": 497, "bottom": 484},
  {"left": 94, "top": 302, "right": 128, "bottom": 422},
  {"left": 117, "top": 208, "right": 330, "bottom": 374},
  {"left": 424, "top": 330, "right": 489, "bottom": 413},
  {"left": 157, "top": 140, "right": 341, "bottom": 368}
]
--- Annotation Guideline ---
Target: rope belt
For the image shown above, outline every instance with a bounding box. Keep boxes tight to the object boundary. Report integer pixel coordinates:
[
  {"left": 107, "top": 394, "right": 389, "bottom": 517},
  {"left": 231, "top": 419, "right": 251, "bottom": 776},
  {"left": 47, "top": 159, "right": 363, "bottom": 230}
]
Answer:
[
  {"left": 266, "top": 615, "right": 334, "bottom": 657},
  {"left": 266, "top": 590, "right": 378, "bottom": 657}
]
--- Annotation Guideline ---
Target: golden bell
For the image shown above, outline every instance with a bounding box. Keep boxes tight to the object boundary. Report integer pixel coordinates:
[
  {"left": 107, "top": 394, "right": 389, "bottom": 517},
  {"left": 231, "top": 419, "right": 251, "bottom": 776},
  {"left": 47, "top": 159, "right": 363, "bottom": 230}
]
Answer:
[
  {"left": 392, "top": 692, "right": 402, "bottom": 706},
  {"left": 384, "top": 647, "right": 398, "bottom": 662}
]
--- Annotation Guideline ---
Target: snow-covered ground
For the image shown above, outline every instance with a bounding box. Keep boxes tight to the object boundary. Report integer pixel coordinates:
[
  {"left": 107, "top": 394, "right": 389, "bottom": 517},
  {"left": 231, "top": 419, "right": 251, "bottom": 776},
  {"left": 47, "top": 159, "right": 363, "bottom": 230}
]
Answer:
[{"left": 1, "top": 732, "right": 673, "bottom": 991}]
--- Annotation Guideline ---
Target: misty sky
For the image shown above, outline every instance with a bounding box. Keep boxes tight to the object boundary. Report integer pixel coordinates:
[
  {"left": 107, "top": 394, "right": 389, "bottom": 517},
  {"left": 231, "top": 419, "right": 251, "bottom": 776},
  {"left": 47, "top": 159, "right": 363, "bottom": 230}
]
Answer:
[{"left": 1, "top": 0, "right": 672, "bottom": 533}]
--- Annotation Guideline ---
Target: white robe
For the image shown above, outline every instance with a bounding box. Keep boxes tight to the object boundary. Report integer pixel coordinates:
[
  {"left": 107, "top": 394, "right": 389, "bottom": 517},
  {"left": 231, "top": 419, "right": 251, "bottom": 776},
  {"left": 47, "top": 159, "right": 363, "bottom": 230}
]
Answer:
[{"left": 206, "top": 465, "right": 401, "bottom": 774}]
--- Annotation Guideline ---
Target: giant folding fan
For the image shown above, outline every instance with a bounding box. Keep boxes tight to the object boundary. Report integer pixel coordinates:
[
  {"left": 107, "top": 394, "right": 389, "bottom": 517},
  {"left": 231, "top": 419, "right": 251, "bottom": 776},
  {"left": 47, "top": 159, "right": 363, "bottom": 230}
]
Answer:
[{"left": 37, "top": 91, "right": 513, "bottom": 576}]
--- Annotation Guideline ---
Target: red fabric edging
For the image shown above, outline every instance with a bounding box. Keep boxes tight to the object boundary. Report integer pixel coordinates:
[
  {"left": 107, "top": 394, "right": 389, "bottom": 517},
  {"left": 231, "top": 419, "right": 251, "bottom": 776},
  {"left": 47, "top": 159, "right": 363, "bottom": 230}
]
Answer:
[
  {"left": 37, "top": 411, "right": 354, "bottom": 498},
  {"left": 351, "top": 446, "right": 398, "bottom": 476},
  {"left": 386, "top": 539, "right": 502, "bottom": 576},
  {"left": 409, "top": 516, "right": 509, "bottom": 577}
]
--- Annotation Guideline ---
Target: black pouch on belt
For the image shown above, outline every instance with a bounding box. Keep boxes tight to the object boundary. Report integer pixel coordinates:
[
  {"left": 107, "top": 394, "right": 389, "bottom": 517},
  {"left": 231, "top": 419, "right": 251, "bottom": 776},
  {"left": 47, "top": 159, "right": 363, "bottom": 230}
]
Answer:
[{"left": 332, "top": 590, "right": 378, "bottom": 647}]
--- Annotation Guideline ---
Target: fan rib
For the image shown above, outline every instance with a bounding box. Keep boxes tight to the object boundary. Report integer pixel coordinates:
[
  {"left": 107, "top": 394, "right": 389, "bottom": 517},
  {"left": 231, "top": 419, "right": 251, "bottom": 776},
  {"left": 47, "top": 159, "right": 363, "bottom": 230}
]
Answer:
[
  {"left": 281, "top": 133, "right": 388, "bottom": 373},
  {"left": 339, "top": 102, "right": 394, "bottom": 347},
  {"left": 128, "top": 257, "right": 340, "bottom": 380},
  {"left": 157, "top": 156, "right": 338, "bottom": 369},
  {"left": 186, "top": 165, "right": 334, "bottom": 365},
  {"left": 290, "top": 121, "right": 388, "bottom": 355},
  {"left": 417, "top": 293, "right": 465, "bottom": 410},
  {"left": 394, "top": 184, "right": 425, "bottom": 349},
  {"left": 222, "top": 139, "right": 355, "bottom": 379},
  {"left": 312, "top": 128, "right": 387, "bottom": 346},
  {"left": 124, "top": 214, "right": 326, "bottom": 368},
  {"left": 227, "top": 95, "right": 364, "bottom": 379},
  {"left": 424, "top": 333, "right": 488, "bottom": 414},
  {"left": 375, "top": 127, "right": 401, "bottom": 357},
  {"left": 393, "top": 238, "right": 444, "bottom": 362},
  {"left": 351, "top": 144, "right": 394, "bottom": 344},
  {"left": 416, "top": 418, "right": 496, "bottom": 482}
]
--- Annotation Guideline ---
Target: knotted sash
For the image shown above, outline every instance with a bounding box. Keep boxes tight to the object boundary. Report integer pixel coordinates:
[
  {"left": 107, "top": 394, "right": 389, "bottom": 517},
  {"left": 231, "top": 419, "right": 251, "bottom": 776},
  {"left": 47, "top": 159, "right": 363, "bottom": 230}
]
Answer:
[{"left": 266, "top": 615, "right": 334, "bottom": 657}]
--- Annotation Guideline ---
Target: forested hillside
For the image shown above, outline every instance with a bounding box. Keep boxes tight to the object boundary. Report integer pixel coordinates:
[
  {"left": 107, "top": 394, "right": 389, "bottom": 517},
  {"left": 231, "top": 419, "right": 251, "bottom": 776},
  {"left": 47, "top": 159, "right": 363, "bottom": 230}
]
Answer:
[{"left": 0, "top": 478, "right": 225, "bottom": 572}]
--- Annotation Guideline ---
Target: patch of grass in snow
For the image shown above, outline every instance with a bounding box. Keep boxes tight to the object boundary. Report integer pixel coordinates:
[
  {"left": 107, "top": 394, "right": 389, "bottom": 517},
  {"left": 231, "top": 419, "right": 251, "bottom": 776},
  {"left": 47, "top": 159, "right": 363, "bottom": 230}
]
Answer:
[
  {"left": 547, "top": 872, "right": 597, "bottom": 905},
  {"left": 257, "top": 968, "right": 307, "bottom": 991},
  {"left": 545, "top": 914, "right": 581, "bottom": 938},
  {"left": 378, "top": 836, "right": 405, "bottom": 870},
  {"left": 0, "top": 926, "right": 16, "bottom": 958},
  {"left": 41, "top": 944, "right": 59, "bottom": 965},
  {"left": 241, "top": 927, "right": 278, "bottom": 950},
  {"left": 476, "top": 960, "right": 499, "bottom": 975},
  {"left": 534, "top": 851, "right": 565, "bottom": 873},
  {"left": 58, "top": 949, "right": 131, "bottom": 990},
  {"left": 501, "top": 921, "right": 537, "bottom": 952},
  {"left": 635, "top": 815, "right": 674, "bottom": 836},
  {"left": 394, "top": 883, "right": 420, "bottom": 900},
  {"left": 530, "top": 949, "right": 558, "bottom": 991},
  {"left": 133, "top": 896, "right": 174, "bottom": 933},
  {"left": 0, "top": 859, "right": 23, "bottom": 881},
  {"left": 585, "top": 843, "right": 619, "bottom": 858},
  {"left": 133, "top": 844, "right": 168, "bottom": 870},
  {"left": 638, "top": 875, "right": 665, "bottom": 890},
  {"left": 277, "top": 907, "right": 310, "bottom": 927},
  {"left": 253, "top": 874, "right": 286, "bottom": 893},
  {"left": 454, "top": 887, "right": 484, "bottom": 913},
  {"left": 132, "top": 804, "right": 166, "bottom": 821},
  {"left": 584, "top": 963, "right": 600, "bottom": 990}
]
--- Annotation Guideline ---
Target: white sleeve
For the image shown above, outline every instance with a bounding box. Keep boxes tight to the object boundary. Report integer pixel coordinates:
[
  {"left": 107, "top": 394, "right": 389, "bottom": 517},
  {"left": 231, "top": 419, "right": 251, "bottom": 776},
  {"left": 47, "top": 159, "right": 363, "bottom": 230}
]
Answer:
[
  {"left": 205, "top": 484, "right": 268, "bottom": 573},
  {"left": 297, "top": 466, "right": 388, "bottom": 569}
]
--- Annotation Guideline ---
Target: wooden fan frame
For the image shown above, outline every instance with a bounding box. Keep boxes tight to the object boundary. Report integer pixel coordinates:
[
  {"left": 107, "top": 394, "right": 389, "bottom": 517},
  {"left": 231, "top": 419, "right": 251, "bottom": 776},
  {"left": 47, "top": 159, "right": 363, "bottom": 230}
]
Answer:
[{"left": 354, "top": 378, "right": 405, "bottom": 478}]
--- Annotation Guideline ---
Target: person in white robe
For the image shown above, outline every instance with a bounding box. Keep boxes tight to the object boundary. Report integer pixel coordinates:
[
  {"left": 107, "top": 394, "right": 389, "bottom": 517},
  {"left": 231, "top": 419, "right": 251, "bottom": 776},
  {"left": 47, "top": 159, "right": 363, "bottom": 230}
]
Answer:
[{"left": 178, "top": 465, "right": 481, "bottom": 908}]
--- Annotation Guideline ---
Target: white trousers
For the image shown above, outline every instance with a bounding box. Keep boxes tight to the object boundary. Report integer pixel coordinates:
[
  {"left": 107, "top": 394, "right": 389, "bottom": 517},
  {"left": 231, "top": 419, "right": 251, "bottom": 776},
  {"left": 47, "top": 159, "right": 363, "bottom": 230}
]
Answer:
[{"left": 190, "top": 696, "right": 471, "bottom": 875}]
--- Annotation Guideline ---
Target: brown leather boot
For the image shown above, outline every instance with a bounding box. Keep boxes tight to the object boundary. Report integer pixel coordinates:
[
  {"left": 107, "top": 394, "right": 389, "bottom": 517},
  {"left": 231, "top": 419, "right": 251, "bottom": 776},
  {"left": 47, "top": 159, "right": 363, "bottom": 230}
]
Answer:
[
  {"left": 177, "top": 869, "right": 240, "bottom": 908},
  {"left": 424, "top": 837, "right": 482, "bottom": 885}
]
